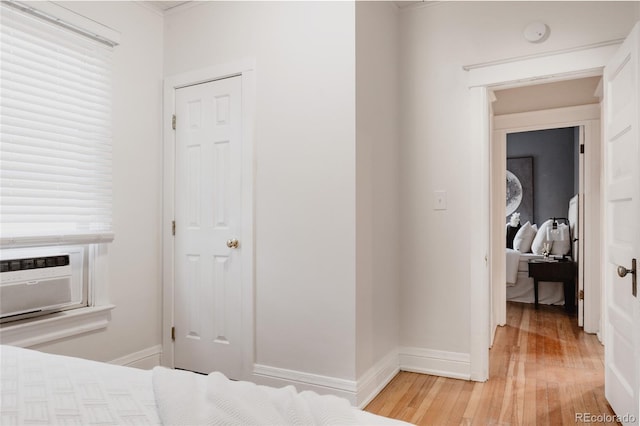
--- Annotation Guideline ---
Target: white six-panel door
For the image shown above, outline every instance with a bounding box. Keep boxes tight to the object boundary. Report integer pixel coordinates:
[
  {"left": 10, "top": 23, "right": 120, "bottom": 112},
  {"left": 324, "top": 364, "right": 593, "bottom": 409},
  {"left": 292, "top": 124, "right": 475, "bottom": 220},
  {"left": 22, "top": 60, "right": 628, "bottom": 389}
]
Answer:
[
  {"left": 604, "top": 22, "right": 640, "bottom": 425},
  {"left": 174, "top": 76, "right": 243, "bottom": 378}
]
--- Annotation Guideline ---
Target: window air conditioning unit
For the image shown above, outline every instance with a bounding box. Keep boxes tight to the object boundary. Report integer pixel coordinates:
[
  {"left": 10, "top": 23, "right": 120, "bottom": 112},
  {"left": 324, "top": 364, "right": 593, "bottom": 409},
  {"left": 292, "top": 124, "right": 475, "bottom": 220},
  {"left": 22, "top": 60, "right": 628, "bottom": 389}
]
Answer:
[{"left": 0, "top": 254, "right": 72, "bottom": 319}]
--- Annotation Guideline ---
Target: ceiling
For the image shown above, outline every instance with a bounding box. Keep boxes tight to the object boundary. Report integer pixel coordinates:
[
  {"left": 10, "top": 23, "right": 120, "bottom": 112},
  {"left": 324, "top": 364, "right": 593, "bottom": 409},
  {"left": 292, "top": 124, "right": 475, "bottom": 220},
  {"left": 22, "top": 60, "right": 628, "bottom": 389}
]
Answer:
[
  {"left": 394, "top": 1, "right": 424, "bottom": 8},
  {"left": 146, "top": 1, "right": 190, "bottom": 12},
  {"left": 492, "top": 76, "right": 602, "bottom": 116},
  {"left": 146, "top": 1, "right": 427, "bottom": 13}
]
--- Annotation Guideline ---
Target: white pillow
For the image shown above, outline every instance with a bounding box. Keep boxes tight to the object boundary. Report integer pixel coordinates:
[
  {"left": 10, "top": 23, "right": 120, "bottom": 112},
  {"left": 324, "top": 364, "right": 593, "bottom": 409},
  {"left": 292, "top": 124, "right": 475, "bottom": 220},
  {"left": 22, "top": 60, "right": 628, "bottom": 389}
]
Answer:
[
  {"left": 531, "top": 219, "right": 554, "bottom": 255},
  {"left": 550, "top": 223, "right": 571, "bottom": 255},
  {"left": 513, "top": 221, "right": 537, "bottom": 253}
]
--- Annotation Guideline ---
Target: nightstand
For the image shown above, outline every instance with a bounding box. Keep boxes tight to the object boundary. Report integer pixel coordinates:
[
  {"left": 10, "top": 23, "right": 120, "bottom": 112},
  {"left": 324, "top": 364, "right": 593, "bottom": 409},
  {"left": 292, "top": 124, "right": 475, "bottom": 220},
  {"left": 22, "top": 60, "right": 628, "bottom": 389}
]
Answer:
[{"left": 528, "top": 259, "right": 577, "bottom": 314}]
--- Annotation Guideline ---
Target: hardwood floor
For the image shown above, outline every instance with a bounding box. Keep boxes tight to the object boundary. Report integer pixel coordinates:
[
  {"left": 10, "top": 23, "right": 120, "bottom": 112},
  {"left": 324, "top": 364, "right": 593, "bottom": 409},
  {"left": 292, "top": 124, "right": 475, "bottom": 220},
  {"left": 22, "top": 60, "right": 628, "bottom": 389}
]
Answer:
[{"left": 365, "top": 302, "right": 618, "bottom": 425}]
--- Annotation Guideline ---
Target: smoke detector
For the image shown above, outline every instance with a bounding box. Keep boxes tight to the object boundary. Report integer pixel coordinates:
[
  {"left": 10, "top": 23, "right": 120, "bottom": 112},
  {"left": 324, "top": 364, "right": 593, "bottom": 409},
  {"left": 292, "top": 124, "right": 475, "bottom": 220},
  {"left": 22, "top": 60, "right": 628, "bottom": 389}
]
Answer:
[{"left": 523, "top": 22, "right": 550, "bottom": 43}]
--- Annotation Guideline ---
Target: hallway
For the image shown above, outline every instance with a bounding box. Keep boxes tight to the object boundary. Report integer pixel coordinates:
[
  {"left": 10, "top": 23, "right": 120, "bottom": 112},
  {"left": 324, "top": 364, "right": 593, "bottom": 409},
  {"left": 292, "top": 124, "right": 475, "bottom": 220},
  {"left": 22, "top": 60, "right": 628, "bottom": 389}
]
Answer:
[{"left": 365, "top": 302, "right": 617, "bottom": 425}]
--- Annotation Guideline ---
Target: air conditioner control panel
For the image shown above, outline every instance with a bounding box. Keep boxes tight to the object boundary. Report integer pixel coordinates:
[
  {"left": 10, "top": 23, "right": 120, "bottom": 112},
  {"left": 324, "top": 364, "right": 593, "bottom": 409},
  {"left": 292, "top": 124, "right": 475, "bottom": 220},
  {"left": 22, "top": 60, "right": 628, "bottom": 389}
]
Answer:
[{"left": 0, "top": 255, "right": 71, "bottom": 284}]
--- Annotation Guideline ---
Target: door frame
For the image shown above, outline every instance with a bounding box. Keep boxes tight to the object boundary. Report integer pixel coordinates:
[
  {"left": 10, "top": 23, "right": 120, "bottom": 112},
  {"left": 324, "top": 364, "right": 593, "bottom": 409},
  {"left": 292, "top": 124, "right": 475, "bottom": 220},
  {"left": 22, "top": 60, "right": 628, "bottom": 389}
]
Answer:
[
  {"left": 467, "top": 42, "right": 621, "bottom": 381},
  {"left": 161, "top": 60, "right": 256, "bottom": 379},
  {"left": 492, "top": 105, "right": 602, "bottom": 335}
]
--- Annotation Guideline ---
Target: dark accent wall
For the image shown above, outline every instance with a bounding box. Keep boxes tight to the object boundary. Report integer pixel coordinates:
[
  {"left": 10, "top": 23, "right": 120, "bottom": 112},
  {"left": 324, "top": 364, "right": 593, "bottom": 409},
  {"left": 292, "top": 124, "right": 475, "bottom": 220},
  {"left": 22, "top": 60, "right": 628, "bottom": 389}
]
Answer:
[{"left": 507, "top": 127, "right": 577, "bottom": 225}]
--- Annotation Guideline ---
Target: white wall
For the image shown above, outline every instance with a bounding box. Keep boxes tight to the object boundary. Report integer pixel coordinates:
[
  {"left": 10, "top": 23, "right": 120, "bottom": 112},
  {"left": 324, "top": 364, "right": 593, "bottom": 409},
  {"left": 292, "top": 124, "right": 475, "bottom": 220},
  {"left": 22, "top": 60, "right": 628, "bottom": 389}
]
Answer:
[
  {"left": 355, "top": 1, "right": 400, "bottom": 379},
  {"left": 23, "top": 0, "right": 636, "bottom": 394},
  {"left": 164, "top": 2, "right": 357, "bottom": 381},
  {"left": 32, "top": 2, "right": 164, "bottom": 362},
  {"left": 399, "top": 2, "right": 638, "bottom": 368}
]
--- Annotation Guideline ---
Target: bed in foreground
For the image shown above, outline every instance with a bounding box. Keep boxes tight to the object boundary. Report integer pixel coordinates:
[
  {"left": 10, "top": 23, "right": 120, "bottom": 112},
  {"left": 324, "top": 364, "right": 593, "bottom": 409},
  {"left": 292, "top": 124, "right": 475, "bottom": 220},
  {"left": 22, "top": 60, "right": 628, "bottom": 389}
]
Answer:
[{"left": 0, "top": 345, "right": 410, "bottom": 425}]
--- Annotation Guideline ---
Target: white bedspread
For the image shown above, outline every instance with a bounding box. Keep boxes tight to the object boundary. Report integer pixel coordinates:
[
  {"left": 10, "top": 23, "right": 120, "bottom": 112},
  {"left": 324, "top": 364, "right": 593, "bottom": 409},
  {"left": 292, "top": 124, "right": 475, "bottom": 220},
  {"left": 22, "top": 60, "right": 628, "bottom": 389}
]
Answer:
[
  {"left": 0, "top": 345, "right": 411, "bottom": 426},
  {"left": 152, "top": 367, "right": 358, "bottom": 426},
  {"left": 505, "top": 248, "right": 521, "bottom": 285},
  {"left": 0, "top": 345, "right": 160, "bottom": 425}
]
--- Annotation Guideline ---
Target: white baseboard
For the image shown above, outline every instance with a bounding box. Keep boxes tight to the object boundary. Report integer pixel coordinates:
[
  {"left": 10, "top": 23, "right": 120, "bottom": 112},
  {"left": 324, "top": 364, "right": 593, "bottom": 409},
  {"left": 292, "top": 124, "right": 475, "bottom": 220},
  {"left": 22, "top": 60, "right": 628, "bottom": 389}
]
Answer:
[
  {"left": 252, "top": 364, "right": 358, "bottom": 404},
  {"left": 356, "top": 350, "right": 399, "bottom": 409},
  {"left": 490, "top": 322, "right": 498, "bottom": 348},
  {"left": 109, "top": 344, "right": 162, "bottom": 370},
  {"left": 252, "top": 351, "right": 401, "bottom": 408},
  {"left": 399, "top": 346, "right": 470, "bottom": 380}
]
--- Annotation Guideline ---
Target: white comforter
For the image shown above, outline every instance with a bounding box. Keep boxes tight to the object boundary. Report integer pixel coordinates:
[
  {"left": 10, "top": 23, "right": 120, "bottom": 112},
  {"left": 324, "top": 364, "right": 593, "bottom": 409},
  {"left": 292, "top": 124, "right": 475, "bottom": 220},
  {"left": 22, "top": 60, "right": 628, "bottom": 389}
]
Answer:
[
  {"left": 506, "top": 248, "right": 521, "bottom": 285},
  {"left": 153, "top": 367, "right": 358, "bottom": 426},
  {"left": 0, "top": 345, "right": 160, "bottom": 425},
  {"left": 0, "top": 345, "right": 410, "bottom": 426}
]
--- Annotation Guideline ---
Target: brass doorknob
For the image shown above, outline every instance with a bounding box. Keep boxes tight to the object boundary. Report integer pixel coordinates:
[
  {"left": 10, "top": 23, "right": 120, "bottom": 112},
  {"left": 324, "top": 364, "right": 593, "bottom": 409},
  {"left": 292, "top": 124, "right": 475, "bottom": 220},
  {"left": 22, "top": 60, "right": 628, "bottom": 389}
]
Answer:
[{"left": 226, "top": 239, "right": 239, "bottom": 249}]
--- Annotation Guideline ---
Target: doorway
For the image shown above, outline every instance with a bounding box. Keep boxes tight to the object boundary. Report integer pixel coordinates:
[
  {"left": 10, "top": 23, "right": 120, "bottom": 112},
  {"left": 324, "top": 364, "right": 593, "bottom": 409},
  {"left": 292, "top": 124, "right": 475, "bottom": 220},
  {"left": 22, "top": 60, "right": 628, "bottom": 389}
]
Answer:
[
  {"left": 468, "top": 26, "right": 640, "bottom": 419},
  {"left": 489, "top": 77, "right": 603, "bottom": 345},
  {"left": 465, "top": 41, "right": 619, "bottom": 382},
  {"left": 502, "top": 126, "right": 582, "bottom": 318}
]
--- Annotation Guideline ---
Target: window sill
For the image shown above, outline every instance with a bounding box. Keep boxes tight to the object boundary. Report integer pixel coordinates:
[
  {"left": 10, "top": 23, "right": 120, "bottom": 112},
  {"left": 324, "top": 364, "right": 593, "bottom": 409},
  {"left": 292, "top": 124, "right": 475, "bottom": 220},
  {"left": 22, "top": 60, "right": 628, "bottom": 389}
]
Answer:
[{"left": 0, "top": 305, "right": 115, "bottom": 347}]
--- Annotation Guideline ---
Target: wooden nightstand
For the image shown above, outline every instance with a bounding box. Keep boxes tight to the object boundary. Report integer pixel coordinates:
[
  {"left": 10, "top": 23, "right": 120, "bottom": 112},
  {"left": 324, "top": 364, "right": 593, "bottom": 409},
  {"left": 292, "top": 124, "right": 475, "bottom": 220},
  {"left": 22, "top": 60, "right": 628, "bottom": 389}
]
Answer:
[{"left": 528, "top": 259, "right": 577, "bottom": 314}]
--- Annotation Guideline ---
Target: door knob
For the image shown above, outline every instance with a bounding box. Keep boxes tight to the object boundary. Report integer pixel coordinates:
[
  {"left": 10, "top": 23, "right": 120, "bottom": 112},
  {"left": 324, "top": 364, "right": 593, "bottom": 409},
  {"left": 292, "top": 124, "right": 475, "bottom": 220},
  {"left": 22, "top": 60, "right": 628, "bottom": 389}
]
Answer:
[
  {"left": 226, "top": 239, "right": 239, "bottom": 249},
  {"left": 617, "top": 258, "right": 637, "bottom": 297},
  {"left": 617, "top": 265, "right": 634, "bottom": 278}
]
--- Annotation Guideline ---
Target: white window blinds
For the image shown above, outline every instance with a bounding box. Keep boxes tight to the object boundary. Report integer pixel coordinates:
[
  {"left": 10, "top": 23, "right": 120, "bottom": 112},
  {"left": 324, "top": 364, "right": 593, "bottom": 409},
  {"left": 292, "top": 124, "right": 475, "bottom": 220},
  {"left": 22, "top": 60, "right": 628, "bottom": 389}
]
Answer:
[{"left": 1, "top": 2, "right": 115, "bottom": 247}]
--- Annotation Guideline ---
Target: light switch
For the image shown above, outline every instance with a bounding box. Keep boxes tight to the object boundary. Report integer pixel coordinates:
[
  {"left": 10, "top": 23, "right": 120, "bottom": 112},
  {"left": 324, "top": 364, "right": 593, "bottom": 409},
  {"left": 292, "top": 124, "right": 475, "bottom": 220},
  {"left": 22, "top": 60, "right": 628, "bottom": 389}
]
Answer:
[{"left": 434, "top": 190, "right": 447, "bottom": 210}]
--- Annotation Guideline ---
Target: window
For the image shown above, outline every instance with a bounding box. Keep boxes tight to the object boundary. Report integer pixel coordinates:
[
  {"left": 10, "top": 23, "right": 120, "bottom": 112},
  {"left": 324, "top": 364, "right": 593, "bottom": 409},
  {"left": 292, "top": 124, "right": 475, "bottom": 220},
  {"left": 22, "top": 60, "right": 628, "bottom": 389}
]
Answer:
[
  {"left": 0, "top": 2, "right": 114, "bottom": 246},
  {"left": 0, "top": 1, "right": 118, "bottom": 337}
]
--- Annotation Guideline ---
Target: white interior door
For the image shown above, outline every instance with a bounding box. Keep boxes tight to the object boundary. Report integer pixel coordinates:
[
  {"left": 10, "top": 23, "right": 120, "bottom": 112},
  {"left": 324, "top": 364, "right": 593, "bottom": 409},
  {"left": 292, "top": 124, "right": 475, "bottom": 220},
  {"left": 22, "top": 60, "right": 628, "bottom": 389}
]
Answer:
[
  {"left": 174, "top": 76, "right": 243, "bottom": 378},
  {"left": 604, "top": 22, "right": 639, "bottom": 425}
]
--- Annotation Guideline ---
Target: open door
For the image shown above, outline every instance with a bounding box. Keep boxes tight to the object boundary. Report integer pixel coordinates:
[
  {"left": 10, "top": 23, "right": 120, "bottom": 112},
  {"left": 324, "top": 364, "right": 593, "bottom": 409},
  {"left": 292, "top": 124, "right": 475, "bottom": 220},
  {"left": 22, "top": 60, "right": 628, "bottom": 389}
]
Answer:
[{"left": 603, "top": 21, "right": 640, "bottom": 425}]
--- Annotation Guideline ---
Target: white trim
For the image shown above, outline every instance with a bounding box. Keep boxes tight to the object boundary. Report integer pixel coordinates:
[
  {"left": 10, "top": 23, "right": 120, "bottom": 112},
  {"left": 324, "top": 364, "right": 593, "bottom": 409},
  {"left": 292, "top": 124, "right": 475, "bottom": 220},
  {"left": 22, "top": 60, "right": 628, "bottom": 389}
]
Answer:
[
  {"left": 397, "top": 1, "right": 444, "bottom": 12},
  {"left": 493, "top": 104, "right": 601, "bottom": 130},
  {"left": 1, "top": 243, "right": 112, "bottom": 348},
  {"left": 399, "top": 347, "right": 471, "bottom": 381},
  {"left": 162, "top": 1, "right": 203, "bottom": 17},
  {"left": 492, "top": 105, "right": 602, "bottom": 334},
  {"left": 463, "top": 39, "right": 623, "bottom": 72},
  {"left": 251, "top": 352, "right": 400, "bottom": 408},
  {"left": 468, "top": 43, "right": 615, "bottom": 384},
  {"left": 253, "top": 364, "right": 357, "bottom": 392},
  {"left": 252, "top": 364, "right": 358, "bottom": 405},
  {"left": 1, "top": 233, "right": 115, "bottom": 250},
  {"left": 162, "top": 60, "right": 256, "bottom": 380},
  {"left": 0, "top": 305, "right": 114, "bottom": 347},
  {"left": 469, "top": 87, "right": 491, "bottom": 382},
  {"left": 132, "top": 1, "right": 164, "bottom": 17},
  {"left": 356, "top": 350, "right": 400, "bottom": 409},
  {"left": 491, "top": 128, "right": 507, "bottom": 328},
  {"left": 88, "top": 244, "right": 110, "bottom": 307},
  {"left": 165, "top": 59, "right": 255, "bottom": 90},
  {"left": 109, "top": 344, "right": 162, "bottom": 370},
  {"left": 4, "top": 0, "right": 121, "bottom": 46},
  {"left": 466, "top": 43, "right": 618, "bottom": 88}
]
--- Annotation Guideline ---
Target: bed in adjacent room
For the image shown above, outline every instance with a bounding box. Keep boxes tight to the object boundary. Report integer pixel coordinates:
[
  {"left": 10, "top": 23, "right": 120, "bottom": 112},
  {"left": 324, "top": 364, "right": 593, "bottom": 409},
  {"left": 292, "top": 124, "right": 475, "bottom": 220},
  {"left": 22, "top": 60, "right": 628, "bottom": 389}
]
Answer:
[
  {"left": 0, "top": 345, "right": 410, "bottom": 426},
  {"left": 504, "top": 195, "right": 578, "bottom": 307},
  {"left": 505, "top": 249, "right": 565, "bottom": 305}
]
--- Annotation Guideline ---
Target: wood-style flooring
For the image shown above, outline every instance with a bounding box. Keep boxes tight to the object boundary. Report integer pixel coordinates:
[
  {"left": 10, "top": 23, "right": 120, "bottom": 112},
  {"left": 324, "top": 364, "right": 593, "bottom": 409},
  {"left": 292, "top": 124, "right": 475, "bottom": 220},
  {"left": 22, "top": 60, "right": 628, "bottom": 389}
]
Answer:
[{"left": 365, "top": 302, "right": 617, "bottom": 425}]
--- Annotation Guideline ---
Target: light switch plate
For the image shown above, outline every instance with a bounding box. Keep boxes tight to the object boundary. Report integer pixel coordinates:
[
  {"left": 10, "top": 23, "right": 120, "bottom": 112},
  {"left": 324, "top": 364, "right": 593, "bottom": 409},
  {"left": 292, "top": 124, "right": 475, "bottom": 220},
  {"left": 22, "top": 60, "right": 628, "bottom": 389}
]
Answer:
[{"left": 434, "top": 190, "right": 447, "bottom": 210}]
